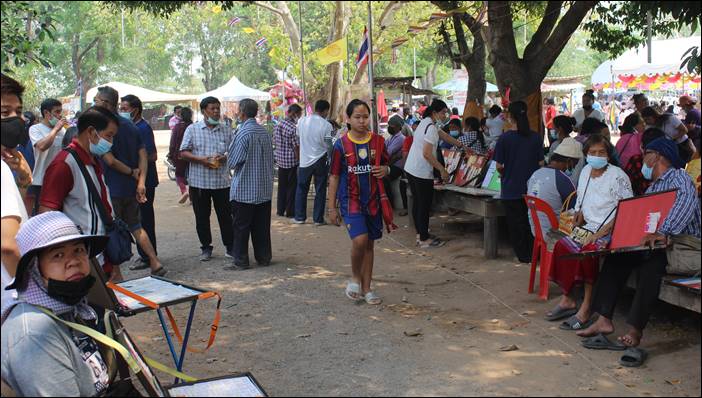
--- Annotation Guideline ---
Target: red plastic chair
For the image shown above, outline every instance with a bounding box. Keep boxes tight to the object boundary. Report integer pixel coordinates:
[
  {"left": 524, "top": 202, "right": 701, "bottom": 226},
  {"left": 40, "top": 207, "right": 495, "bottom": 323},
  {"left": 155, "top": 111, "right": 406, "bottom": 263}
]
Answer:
[{"left": 524, "top": 195, "right": 559, "bottom": 300}]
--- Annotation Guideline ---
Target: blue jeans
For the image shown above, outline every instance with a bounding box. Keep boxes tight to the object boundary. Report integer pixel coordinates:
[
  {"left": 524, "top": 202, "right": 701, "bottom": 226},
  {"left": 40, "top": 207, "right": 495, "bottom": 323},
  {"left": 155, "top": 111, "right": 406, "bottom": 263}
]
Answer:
[{"left": 295, "top": 155, "right": 328, "bottom": 223}]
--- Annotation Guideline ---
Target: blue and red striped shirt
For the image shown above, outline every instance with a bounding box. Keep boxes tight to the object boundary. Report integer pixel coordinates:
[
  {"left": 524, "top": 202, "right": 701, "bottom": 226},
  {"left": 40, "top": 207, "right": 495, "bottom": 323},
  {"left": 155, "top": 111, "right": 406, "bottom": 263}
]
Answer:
[{"left": 331, "top": 132, "right": 389, "bottom": 216}]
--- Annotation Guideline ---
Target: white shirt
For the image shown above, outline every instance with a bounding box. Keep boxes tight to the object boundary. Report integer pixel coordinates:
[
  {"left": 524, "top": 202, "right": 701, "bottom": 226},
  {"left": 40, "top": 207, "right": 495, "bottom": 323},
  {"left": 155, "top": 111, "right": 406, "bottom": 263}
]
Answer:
[
  {"left": 575, "top": 164, "right": 633, "bottom": 232},
  {"left": 29, "top": 123, "right": 65, "bottom": 186},
  {"left": 404, "top": 117, "right": 439, "bottom": 179},
  {"left": 297, "top": 114, "right": 332, "bottom": 168},
  {"left": 659, "top": 114, "right": 687, "bottom": 143},
  {"left": 1, "top": 161, "right": 28, "bottom": 316},
  {"left": 485, "top": 115, "right": 505, "bottom": 148},
  {"left": 572, "top": 108, "right": 606, "bottom": 130}
]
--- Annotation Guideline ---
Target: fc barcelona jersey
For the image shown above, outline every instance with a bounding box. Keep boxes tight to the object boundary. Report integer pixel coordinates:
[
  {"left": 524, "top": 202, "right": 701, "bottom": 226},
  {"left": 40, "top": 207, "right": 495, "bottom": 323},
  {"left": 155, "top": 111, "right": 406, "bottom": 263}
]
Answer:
[{"left": 330, "top": 132, "right": 389, "bottom": 216}]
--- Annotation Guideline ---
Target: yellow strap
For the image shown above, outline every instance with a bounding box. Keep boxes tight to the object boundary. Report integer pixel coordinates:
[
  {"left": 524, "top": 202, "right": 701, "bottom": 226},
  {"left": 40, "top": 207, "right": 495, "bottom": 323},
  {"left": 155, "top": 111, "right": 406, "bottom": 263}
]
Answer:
[
  {"left": 144, "top": 356, "right": 198, "bottom": 382},
  {"left": 37, "top": 307, "right": 198, "bottom": 383},
  {"left": 37, "top": 307, "right": 140, "bottom": 374}
]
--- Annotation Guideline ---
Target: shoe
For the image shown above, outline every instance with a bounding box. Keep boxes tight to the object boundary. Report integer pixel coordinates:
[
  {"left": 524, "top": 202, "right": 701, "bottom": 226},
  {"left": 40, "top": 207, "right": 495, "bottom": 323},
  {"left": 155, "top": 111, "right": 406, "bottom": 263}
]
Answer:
[
  {"left": 128, "top": 258, "right": 150, "bottom": 271},
  {"left": 224, "top": 247, "right": 234, "bottom": 259},
  {"left": 291, "top": 219, "right": 305, "bottom": 224},
  {"left": 224, "top": 263, "right": 250, "bottom": 271},
  {"left": 178, "top": 192, "right": 190, "bottom": 204},
  {"left": 257, "top": 260, "right": 271, "bottom": 267},
  {"left": 151, "top": 266, "right": 168, "bottom": 277},
  {"left": 200, "top": 247, "right": 213, "bottom": 262},
  {"left": 314, "top": 221, "right": 327, "bottom": 227}
]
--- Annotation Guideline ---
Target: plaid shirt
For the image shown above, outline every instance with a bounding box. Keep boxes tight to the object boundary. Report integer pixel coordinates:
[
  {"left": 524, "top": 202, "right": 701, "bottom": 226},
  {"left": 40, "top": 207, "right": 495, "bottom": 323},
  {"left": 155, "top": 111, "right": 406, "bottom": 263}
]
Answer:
[
  {"left": 623, "top": 154, "right": 650, "bottom": 196},
  {"left": 647, "top": 168, "right": 701, "bottom": 238},
  {"left": 228, "top": 119, "right": 274, "bottom": 204},
  {"left": 179, "top": 121, "right": 234, "bottom": 190},
  {"left": 273, "top": 117, "right": 298, "bottom": 168}
]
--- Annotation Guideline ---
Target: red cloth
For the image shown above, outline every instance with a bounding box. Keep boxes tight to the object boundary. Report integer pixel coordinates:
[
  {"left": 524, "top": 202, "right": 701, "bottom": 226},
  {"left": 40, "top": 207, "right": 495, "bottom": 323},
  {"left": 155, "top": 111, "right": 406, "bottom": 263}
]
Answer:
[
  {"left": 402, "top": 135, "right": 414, "bottom": 156},
  {"left": 549, "top": 238, "right": 599, "bottom": 295},
  {"left": 544, "top": 105, "right": 557, "bottom": 129}
]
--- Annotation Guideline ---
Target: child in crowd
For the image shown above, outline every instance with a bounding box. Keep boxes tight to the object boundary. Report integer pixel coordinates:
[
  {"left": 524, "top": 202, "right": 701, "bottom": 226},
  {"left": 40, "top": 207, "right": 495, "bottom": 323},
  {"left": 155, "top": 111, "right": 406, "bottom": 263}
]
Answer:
[
  {"left": 457, "top": 117, "right": 488, "bottom": 155},
  {"left": 328, "top": 99, "right": 390, "bottom": 305}
]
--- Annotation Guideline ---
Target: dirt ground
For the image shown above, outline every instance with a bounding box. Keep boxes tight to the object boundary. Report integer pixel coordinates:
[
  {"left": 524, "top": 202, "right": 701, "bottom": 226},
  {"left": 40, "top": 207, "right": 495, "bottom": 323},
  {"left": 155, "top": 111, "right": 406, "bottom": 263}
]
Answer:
[{"left": 119, "top": 131, "right": 701, "bottom": 396}]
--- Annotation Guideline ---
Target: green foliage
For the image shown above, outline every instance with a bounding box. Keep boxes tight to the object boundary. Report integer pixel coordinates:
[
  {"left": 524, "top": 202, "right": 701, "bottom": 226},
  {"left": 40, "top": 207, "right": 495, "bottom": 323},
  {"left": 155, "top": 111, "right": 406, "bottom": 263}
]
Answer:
[
  {"left": 681, "top": 46, "right": 701, "bottom": 74},
  {"left": 1, "top": 1, "right": 56, "bottom": 73}
]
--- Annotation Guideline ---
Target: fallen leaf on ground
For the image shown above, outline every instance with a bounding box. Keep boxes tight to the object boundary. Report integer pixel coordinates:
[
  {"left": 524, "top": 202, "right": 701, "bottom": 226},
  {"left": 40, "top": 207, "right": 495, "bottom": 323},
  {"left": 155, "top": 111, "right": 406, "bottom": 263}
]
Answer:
[
  {"left": 511, "top": 369, "right": 522, "bottom": 375},
  {"left": 499, "top": 344, "right": 519, "bottom": 352},
  {"left": 490, "top": 319, "right": 500, "bottom": 324},
  {"left": 296, "top": 334, "right": 311, "bottom": 338},
  {"left": 404, "top": 329, "right": 423, "bottom": 337},
  {"left": 665, "top": 379, "right": 681, "bottom": 385},
  {"left": 520, "top": 311, "right": 536, "bottom": 316}
]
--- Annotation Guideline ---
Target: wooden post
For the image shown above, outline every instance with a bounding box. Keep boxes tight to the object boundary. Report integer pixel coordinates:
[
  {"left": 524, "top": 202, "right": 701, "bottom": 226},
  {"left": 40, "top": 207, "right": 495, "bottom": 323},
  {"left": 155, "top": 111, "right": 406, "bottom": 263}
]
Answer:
[{"left": 483, "top": 217, "right": 498, "bottom": 259}]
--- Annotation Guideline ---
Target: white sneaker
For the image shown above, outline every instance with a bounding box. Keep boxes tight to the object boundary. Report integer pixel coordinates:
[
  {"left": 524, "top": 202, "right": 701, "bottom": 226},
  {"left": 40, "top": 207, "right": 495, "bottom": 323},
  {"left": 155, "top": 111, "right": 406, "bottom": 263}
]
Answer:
[{"left": 291, "top": 219, "right": 305, "bottom": 224}]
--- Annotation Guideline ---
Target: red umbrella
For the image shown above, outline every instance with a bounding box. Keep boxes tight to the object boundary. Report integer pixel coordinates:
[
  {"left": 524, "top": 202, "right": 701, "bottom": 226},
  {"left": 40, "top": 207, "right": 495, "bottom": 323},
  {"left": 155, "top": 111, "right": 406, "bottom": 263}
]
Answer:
[{"left": 377, "top": 90, "right": 388, "bottom": 124}]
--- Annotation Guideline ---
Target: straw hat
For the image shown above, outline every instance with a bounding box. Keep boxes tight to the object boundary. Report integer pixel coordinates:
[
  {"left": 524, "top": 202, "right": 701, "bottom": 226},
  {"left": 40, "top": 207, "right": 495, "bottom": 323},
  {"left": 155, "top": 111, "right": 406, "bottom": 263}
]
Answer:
[{"left": 554, "top": 137, "right": 583, "bottom": 159}]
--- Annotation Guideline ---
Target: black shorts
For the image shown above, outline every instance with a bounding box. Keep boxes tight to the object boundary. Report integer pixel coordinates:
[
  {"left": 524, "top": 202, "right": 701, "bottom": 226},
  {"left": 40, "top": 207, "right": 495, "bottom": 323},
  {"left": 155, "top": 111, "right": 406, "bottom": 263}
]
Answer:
[{"left": 111, "top": 196, "right": 141, "bottom": 232}]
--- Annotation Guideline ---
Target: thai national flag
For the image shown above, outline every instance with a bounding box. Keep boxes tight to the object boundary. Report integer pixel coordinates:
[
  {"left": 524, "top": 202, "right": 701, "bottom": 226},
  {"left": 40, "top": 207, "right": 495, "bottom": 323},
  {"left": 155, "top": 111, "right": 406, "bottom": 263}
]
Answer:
[
  {"left": 255, "top": 37, "right": 268, "bottom": 48},
  {"left": 355, "top": 27, "right": 369, "bottom": 69},
  {"left": 228, "top": 17, "right": 241, "bottom": 27}
]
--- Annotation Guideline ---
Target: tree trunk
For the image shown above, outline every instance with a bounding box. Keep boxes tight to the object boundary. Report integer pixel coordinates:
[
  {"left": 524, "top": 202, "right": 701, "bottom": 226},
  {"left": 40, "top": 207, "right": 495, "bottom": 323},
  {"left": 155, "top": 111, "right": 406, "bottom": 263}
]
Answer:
[{"left": 321, "top": 1, "right": 349, "bottom": 120}]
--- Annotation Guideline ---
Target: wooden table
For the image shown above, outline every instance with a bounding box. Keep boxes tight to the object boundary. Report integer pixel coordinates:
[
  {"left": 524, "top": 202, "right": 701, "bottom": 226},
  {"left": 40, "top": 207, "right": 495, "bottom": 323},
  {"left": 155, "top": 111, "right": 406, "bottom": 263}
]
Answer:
[{"left": 407, "top": 183, "right": 505, "bottom": 258}]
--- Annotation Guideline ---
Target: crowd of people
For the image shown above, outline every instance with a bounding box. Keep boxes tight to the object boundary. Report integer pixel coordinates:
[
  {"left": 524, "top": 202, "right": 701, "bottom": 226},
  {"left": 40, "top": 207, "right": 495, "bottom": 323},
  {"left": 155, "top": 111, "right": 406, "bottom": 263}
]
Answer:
[{"left": 1, "top": 64, "right": 701, "bottom": 395}]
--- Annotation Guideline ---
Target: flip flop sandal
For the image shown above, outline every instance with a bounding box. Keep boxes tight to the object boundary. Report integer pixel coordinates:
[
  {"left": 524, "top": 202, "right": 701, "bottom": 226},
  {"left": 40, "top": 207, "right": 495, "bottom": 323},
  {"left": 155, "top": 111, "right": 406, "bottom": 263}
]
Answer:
[
  {"left": 619, "top": 347, "right": 648, "bottom": 368},
  {"left": 151, "top": 267, "right": 168, "bottom": 277},
  {"left": 129, "top": 260, "right": 150, "bottom": 271},
  {"left": 420, "top": 238, "right": 445, "bottom": 249},
  {"left": 581, "top": 333, "right": 626, "bottom": 351},
  {"left": 364, "top": 291, "right": 382, "bottom": 305},
  {"left": 345, "top": 282, "right": 362, "bottom": 301},
  {"left": 544, "top": 305, "right": 578, "bottom": 321},
  {"left": 559, "top": 315, "right": 594, "bottom": 331}
]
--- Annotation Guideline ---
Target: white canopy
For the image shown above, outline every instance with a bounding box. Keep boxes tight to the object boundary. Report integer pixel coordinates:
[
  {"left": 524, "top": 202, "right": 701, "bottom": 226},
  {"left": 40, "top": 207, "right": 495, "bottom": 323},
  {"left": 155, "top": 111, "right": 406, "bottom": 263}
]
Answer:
[
  {"left": 86, "top": 81, "right": 198, "bottom": 103},
  {"left": 433, "top": 78, "right": 499, "bottom": 92},
  {"left": 198, "top": 76, "right": 271, "bottom": 102},
  {"left": 591, "top": 36, "right": 701, "bottom": 85}
]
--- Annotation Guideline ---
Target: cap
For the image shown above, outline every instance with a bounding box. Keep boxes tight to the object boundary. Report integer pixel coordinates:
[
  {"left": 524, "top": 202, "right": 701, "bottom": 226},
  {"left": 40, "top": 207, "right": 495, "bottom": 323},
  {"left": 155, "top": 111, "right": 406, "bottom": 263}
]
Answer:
[{"left": 553, "top": 137, "right": 583, "bottom": 159}]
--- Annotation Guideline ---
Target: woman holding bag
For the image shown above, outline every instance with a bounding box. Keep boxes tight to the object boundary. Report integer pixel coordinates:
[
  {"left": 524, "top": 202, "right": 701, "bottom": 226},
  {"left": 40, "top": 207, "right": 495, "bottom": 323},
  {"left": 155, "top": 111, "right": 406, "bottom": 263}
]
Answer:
[{"left": 546, "top": 134, "right": 633, "bottom": 330}]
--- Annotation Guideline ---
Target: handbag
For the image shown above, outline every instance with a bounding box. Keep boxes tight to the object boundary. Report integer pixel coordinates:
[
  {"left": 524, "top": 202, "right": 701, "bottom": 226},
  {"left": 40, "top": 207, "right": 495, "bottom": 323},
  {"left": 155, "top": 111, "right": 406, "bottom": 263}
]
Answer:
[
  {"left": 666, "top": 234, "right": 701, "bottom": 276},
  {"left": 67, "top": 149, "right": 134, "bottom": 265},
  {"left": 558, "top": 191, "right": 578, "bottom": 235}
]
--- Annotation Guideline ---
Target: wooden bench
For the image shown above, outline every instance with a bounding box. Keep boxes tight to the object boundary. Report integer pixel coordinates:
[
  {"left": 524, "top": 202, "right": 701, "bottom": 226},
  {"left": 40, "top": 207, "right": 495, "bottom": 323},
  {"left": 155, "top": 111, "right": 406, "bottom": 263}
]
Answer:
[
  {"left": 407, "top": 183, "right": 505, "bottom": 258},
  {"left": 627, "top": 273, "right": 701, "bottom": 313}
]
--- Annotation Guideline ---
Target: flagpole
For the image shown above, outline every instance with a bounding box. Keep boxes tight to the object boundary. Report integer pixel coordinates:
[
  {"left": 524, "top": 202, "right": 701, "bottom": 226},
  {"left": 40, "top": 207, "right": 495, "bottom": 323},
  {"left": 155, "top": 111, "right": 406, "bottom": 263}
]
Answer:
[
  {"left": 298, "top": 0, "right": 307, "bottom": 115},
  {"left": 346, "top": 34, "right": 351, "bottom": 84},
  {"left": 367, "top": 1, "right": 376, "bottom": 133}
]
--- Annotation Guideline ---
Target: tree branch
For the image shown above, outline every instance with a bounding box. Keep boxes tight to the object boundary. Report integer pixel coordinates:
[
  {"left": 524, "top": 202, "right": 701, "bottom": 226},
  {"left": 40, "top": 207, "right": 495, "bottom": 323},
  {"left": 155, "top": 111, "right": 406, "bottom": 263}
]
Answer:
[
  {"left": 452, "top": 14, "right": 473, "bottom": 64},
  {"left": 78, "top": 37, "right": 99, "bottom": 61},
  {"left": 523, "top": 1, "right": 562, "bottom": 60},
  {"left": 251, "top": 1, "right": 283, "bottom": 17},
  {"left": 378, "top": 1, "right": 403, "bottom": 31},
  {"left": 534, "top": 1, "right": 597, "bottom": 78}
]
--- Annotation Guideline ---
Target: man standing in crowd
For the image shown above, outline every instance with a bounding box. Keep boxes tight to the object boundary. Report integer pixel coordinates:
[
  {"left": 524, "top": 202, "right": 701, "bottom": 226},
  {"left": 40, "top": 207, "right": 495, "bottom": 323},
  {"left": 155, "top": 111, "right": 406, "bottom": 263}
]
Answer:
[
  {"left": 179, "top": 96, "right": 234, "bottom": 261},
  {"left": 27, "top": 98, "right": 67, "bottom": 215},
  {"left": 294, "top": 100, "right": 333, "bottom": 226},
  {"left": 168, "top": 105, "right": 182, "bottom": 130},
  {"left": 120, "top": 94, "right": 160, "bottom": 271},
  {"left": 633, "top": 93, "right": 649, "bottom": 113},
  {"left": 226, "top": 99, "right": 274, "bottom": 270},
  {"left": 679, "top": 95, "right": 701, "bottom": 150},
  {"left": 274, "top": 104, "right": 302, "bottom": 218},
  {"left": 39, "top": 106, "right": 118, "bottom": 276},
  {"left": 1, "top": 73, "right": 31, "bottom": 317},
  {"left": 93, "top": 86, "right": 165, "bottom": 279}
]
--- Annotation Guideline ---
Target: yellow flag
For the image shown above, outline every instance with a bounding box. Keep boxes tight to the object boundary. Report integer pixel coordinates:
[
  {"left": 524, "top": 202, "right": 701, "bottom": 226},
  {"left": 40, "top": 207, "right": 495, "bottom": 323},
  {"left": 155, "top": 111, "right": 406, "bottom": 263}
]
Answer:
[
  {"left": 313, "top": 37, "right": 347, "bottom": 66},
  {"left": 242, "top": 27, "right": 255, "bottom": 34}
]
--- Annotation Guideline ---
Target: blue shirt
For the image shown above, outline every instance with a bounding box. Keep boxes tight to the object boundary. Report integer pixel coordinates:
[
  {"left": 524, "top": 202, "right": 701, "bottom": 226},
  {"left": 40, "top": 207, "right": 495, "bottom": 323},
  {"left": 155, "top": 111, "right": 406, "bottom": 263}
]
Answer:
[
  {"left": 494, "top": 131, "right": 544, "bottom": 200},
  {"left": 647, "top": 168, "right": 701, "bottom": 238},
  {"left": 135, "top": 119, "right": 159, "bottom": 188},
  {"left": 228, "top": 119, "right": 274, "bottom": 204},
  {"left": 102, "top": 115, "right": 144, "bottom": 198}
]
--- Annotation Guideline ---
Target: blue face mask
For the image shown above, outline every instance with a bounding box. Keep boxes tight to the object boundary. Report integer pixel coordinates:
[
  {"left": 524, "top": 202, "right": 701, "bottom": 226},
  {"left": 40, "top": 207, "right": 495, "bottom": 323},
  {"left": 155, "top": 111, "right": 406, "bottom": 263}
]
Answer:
[
  {"left": 549, "top": 130, "right": 558, "bottom": 140},
  {"left": 89, "top": 132, "right": 113, "bottom": 156},
  {"left": 450, "top": 130, "right": 460, "bottom": 138},
  {"left": 207, "top": 117, "right": 220, "bottom": 126},
  {"left": 586, "top": 155, "right": 608, "bottom": 170},
  {"left": 641, "top": 163, "right": 654, "bottom": 180},
  {"left": 118, "top": 112, "right": 132, "bottom": 120}
]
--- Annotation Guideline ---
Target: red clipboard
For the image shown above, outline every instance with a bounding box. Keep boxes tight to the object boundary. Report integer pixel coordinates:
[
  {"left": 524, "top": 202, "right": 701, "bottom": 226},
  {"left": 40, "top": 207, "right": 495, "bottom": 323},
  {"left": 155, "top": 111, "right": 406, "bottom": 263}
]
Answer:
[{"left": 609, "top": 189, "right": 677, "bottom": 249}]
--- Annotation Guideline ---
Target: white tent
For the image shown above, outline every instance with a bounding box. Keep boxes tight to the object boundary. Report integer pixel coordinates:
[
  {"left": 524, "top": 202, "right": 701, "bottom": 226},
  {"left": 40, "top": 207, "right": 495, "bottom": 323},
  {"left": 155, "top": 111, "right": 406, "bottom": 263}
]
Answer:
[
  {"left": 433, "top": 78, "right": 499, "bottom": 92},
  {"left": 86, "top": 81, "right": 198, "bottom": 103},
  {"left": 591, "top": 36, "right": 701, "bottom": 85},
  {"left": 198, "top": 76, "right": 271, "bottom": 102}
]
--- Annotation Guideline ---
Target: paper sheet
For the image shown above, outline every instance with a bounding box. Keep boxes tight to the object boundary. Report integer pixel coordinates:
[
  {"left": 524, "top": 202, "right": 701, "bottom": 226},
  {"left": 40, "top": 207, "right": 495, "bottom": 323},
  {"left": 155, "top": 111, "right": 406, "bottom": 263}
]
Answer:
[
  {"left": 113, "top": 276, "right": 202, "bottom": 310},
  {"left": 168, "top": 376, "right": 265, "bottom": 397}
]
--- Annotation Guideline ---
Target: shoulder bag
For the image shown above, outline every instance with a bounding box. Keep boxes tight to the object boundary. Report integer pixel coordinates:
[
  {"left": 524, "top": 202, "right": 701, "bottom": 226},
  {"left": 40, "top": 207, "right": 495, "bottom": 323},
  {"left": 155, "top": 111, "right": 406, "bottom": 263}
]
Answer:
[{"left": 66, "top": 148, "right": 134, "bottom": 265}]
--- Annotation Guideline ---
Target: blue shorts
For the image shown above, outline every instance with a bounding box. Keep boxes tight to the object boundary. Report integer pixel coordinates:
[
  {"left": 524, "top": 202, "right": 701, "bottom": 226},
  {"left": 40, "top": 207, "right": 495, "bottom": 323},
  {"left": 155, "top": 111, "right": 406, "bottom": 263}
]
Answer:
[{"left": 343, "top": 213, "right": 382, "bottom": 241}]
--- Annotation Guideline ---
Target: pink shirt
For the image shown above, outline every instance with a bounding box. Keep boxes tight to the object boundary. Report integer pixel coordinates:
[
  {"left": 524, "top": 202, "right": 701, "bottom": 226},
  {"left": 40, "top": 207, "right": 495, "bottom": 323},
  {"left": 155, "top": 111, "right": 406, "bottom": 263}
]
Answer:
[{"left": 615, "top": 132, "right": 642, "bottom": 168}]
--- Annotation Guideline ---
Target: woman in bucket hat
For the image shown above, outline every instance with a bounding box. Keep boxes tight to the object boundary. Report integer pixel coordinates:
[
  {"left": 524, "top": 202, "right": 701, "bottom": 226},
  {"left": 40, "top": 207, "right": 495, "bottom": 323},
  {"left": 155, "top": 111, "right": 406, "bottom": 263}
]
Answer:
[{"left": 1, "top": 211, "right": 111, "bottom": 397}]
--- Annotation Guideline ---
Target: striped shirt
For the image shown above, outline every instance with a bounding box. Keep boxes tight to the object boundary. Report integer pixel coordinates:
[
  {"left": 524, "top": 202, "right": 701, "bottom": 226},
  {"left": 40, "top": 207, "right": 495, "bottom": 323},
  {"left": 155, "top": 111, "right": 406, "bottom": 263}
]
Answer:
[
  {"left": 179, "top": 120, "right": 234, "bottom": 190},
  {"left": 39, "top": 140, "right": 114, "bottom": 236},
  {"left": 228, "top": 119, "right": 274, "bottom": 204},
  {"left": 647, "top": 168, "right": 701, "bottom": 238},
  {"left": 273, "top": 117, "right": 298, "bottom": 169}
]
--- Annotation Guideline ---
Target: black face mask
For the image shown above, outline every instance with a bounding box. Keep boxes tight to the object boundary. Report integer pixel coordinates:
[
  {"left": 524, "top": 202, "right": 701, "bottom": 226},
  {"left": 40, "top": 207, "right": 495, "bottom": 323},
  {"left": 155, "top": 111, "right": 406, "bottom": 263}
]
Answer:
[
  {"left": 47, "top": 275, "right": 96, "bottom": 305},
  {"left": 1, "top": 116, "right": 26, "bottom": 148}
]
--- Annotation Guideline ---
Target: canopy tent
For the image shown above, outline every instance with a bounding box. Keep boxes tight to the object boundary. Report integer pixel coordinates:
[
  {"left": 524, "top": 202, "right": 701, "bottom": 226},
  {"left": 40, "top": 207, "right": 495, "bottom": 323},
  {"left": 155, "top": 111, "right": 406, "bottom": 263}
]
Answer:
[
  {"left": 433, "top": 78, "right": 499, "bottom": 92},
  {"left": 541, "top": 82, "right": 585, "bottom": 92},
  {"left": 591, "top": 36, "right": 701, "bottom": 86},
  {"left": 198, "top": 76, "right": 271, "bottom": 102},
  {"left": 86, "top": 81, "right": 198, "bottom": 104}
]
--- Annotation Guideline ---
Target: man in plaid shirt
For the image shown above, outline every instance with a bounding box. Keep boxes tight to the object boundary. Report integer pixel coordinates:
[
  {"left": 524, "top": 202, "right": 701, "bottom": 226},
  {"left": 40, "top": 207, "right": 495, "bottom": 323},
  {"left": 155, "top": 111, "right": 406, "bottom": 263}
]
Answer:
[
  {"left": 274, "top": 104, "right": 302, "bottom": 218},
  {"left": 226, "top": 99, "right": 275, "bottom": 270}
]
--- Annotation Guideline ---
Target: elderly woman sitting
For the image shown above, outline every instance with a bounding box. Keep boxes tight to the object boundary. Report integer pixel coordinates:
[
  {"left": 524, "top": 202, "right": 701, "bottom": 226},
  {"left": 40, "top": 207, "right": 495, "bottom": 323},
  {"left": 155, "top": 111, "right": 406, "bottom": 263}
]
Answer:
[
  {"left": 1, "top": 211, "right": 110, "bottom": 397},
  {"left": 545, "top": 135, "right": 633, "bottom": 330}
]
